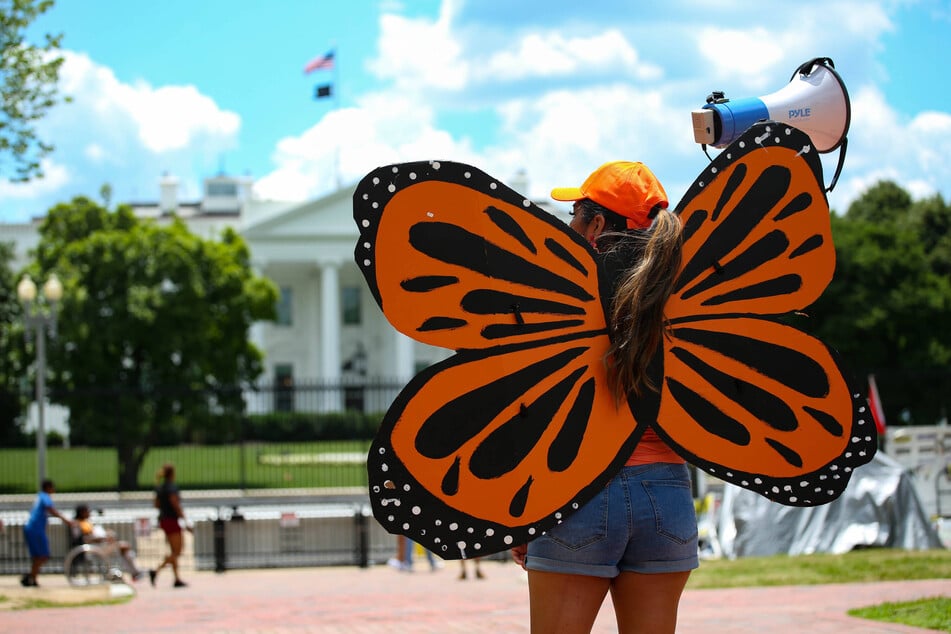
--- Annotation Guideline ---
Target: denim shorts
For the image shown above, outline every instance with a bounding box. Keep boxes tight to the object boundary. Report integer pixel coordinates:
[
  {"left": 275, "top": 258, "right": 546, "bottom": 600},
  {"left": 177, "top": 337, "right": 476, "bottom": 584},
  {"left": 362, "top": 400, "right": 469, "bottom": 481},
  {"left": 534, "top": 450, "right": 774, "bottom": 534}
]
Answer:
[{"left": 526, "top": 463, "right": 699, "bottom": 577}]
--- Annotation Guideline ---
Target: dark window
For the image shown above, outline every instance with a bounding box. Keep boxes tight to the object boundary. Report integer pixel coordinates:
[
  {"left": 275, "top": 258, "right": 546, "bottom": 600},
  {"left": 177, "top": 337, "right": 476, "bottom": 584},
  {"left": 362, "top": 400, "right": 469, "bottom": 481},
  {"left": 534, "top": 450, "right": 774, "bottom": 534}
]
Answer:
[
  {"left": 274, "top": 364, "right": 294, "bottom": 412},
  {"left": 276, "top": 287, "right": 293, "bottom": 326},
  {"left": 207, "top": 182, "right": 237, "bottom": 197},
  {"left": 342, "top": 286, "right": 361, "bottom": 325}
]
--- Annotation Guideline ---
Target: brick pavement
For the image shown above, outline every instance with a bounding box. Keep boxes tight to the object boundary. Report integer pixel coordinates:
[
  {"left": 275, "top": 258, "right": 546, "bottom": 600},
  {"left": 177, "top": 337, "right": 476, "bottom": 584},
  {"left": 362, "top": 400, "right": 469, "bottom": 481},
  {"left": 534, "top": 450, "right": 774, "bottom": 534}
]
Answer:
[{"left": 2, "top": 562, "right": 949, "bottom": 633}]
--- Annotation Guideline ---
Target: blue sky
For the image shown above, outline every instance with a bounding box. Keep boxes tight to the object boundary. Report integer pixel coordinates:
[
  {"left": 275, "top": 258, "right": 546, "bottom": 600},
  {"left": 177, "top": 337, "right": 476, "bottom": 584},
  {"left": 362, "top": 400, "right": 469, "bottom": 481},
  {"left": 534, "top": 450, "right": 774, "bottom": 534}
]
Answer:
[{"left": 0, "top": 0, "right": 948, "bottom": 223}]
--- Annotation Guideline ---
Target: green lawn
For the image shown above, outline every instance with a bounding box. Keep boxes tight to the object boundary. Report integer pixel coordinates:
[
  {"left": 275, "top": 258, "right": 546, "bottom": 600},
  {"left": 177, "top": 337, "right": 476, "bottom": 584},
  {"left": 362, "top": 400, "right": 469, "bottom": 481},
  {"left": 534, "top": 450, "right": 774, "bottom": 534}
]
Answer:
[
  {"left": 0, "top": 440, "right": 373, "bottom": 493},
  {"left": 690, "top": 549, "right": 951, "bottom": 633},
  {"left": 687, "top": 548, "right": 951, "bottom": 588},
  {"left": 849, "top": 596, "right": 951, "bottom": 632}
]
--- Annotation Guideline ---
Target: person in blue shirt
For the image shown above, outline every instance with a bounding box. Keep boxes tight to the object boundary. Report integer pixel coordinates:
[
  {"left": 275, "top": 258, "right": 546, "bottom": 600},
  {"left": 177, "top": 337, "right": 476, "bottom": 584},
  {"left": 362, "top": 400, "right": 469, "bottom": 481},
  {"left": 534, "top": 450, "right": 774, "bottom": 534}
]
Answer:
[{"left": 21, "top": 479, "right": 75, "bottom": 587}]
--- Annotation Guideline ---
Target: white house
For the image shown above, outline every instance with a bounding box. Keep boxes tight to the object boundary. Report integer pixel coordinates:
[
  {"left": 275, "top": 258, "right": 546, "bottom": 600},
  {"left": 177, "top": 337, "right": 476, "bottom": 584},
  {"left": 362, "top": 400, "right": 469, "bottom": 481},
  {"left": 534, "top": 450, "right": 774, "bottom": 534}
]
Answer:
[
  {"left": 3, "top": 169, "right": 562, "bottom": 424},
  {"left": 240, "top": 168, "right": 560, "bottom": 393}
]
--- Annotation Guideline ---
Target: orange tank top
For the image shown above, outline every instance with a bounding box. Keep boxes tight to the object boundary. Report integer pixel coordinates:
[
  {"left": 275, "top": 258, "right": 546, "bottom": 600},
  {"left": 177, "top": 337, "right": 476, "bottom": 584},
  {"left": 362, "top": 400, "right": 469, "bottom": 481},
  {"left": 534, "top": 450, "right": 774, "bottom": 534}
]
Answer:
[{"left": 625, "top": 427, "right": 684, "bottom": 465}]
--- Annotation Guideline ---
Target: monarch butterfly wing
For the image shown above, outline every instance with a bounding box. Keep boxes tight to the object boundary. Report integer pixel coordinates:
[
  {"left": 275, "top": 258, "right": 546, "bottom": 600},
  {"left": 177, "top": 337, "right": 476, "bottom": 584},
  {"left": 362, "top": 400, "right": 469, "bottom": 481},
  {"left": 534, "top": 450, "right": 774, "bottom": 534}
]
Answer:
[
  {"left": 670, "top": 122, "right": 834, "bottom": 320},
  {"left": 656, "top": 317, "right": 874, "bottom": 505},
  {"left": 354, "top": 161, "right": 652, "bottom": 557},
  {"left": 658, "top": 122, "right": 876, "bottom": 505},
  {"left": 369, "top": 334, "right": 649, "bottom": 559},
  {"left": 354, "top": 161, "right": 608, "bottom": 350}
]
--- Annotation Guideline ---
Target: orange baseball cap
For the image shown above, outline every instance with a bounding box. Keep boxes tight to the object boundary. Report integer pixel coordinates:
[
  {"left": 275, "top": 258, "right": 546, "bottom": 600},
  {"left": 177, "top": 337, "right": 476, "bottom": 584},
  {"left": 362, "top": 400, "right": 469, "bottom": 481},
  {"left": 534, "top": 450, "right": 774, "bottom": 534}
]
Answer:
[{"left": 551, "top": 161, "right": 668, "bottom": 229}]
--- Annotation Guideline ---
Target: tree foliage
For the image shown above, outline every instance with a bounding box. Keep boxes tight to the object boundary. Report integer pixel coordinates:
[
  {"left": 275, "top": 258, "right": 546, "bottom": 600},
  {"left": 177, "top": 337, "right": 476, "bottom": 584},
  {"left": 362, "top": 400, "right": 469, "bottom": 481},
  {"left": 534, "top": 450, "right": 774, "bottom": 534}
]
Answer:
[
  {"left": 0, "top": 0, "right": 67, "bottom": 182},
  {"left": 31, "top": 197, "right": 278, "bottom": 488},
  {"left": 0, "top": 240, "right": 28, "bottom": 445},
  {"left": 806, "top": 181, "right": 951, "bottom": 426}
]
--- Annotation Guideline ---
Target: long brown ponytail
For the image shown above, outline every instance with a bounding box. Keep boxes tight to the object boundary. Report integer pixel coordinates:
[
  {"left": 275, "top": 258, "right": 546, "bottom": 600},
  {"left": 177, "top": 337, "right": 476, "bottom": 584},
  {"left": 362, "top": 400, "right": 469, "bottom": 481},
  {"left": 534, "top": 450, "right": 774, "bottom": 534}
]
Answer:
[{"left": 605, "top": 208, "right": 682, "bottom": 399}]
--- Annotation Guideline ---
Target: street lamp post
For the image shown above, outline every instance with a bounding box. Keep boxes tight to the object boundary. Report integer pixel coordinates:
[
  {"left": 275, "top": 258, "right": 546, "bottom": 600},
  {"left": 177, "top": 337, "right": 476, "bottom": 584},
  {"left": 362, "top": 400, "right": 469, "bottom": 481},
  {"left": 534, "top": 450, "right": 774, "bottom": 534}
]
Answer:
[{"left": 17, "top": 274, "right": 63, "bottom": 487}]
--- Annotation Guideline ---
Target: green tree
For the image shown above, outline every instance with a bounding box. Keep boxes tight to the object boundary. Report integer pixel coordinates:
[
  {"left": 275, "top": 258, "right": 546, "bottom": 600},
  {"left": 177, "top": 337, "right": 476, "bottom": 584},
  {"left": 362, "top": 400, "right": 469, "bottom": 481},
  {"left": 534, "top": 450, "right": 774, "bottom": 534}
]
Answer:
[
  {"left": 844, "top": 181, "right": 913, "bottom": 225},
  {"left": 30, "top": 197, "right": 278, "bottom": 489},
  {"left": 0, "top": 0, "right": 67, "bottom": 182},
  {"left": 0, "top": 241, "right": 28, "bottom": 445},
  {"left": 807, "top": 181, "right": 951, "bottom": 426},
  {"left": 910, "top": 193, "right": 951, "bottom": 278}
]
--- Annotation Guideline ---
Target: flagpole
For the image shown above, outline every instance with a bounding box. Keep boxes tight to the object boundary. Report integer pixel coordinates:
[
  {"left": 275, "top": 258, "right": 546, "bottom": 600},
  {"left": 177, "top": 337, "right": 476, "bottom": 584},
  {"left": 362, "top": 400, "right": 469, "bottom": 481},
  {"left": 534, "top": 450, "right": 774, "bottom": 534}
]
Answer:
[
  {"left": 333, "top": 44, "right": 341, "bottom": 190},
  {"left": 867, "top": 373, "right": 887, "bottom": 450},
  {"left": 305, "top": 45, "right": 341, "bottom": 190}
]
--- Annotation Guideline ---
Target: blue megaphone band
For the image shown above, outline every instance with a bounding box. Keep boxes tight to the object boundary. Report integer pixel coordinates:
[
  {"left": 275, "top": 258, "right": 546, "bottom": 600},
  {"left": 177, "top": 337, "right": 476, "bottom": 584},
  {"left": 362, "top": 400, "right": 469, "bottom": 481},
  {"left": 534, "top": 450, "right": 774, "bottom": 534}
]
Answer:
[{"left": 703, "top": 98, "right": 769, "bottom": 148}]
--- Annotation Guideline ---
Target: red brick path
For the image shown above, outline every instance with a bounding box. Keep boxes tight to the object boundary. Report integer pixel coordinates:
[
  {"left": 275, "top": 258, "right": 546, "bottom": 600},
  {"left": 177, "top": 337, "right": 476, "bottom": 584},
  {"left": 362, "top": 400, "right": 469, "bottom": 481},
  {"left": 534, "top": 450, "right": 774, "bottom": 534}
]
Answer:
[{"left": 2, "top": 562, "right": 948, "bottom": 633}]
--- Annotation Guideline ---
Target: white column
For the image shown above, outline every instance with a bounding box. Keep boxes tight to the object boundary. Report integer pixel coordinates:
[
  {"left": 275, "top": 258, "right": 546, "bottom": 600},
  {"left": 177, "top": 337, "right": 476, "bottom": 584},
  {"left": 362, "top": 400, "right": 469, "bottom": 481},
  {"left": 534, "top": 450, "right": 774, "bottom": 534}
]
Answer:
[
  {"left": 394, "top": 330, "right": 414, "bottom": 383},
  {"left": 320, "top": 261, "right": 342, "bottom": 410}
]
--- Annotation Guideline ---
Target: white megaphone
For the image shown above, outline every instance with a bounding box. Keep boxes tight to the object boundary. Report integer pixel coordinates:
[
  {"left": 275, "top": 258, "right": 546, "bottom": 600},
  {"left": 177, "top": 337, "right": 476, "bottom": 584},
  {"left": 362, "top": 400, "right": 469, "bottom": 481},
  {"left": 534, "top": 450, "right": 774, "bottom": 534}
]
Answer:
[{"left": 692, "top": 57, "right": 850, "bottom": 153}]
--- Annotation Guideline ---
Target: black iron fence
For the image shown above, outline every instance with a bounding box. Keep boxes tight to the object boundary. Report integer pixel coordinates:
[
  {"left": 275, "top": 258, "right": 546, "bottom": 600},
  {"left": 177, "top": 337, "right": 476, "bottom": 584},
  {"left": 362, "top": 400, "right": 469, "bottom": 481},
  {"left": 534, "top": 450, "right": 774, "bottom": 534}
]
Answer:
[
  {"left": 0, "top": 379, "right": 425, "bottom": 574},
  {"left": 0, "top": 501, "right": 410, "bottom": 576},
  {"left": 1, "top": 379, "right": 407, "bottom": 495}
]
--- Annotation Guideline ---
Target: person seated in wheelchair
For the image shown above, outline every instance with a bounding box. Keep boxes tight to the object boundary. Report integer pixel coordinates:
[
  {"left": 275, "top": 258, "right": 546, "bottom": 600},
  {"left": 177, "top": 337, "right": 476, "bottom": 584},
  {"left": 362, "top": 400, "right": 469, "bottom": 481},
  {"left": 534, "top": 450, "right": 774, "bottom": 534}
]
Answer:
[{"left": 73, "top": 504, "right": 144, "bottom": 581}]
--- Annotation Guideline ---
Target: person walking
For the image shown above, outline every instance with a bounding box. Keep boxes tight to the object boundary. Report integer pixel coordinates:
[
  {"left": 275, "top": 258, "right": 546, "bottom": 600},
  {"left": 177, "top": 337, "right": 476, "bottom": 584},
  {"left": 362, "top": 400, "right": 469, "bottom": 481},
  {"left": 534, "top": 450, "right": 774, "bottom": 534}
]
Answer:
[
  {"left": 21, "top": 478, "right": 75, "bottom": 587},
  {"left": 404, "top": 538, "right": 440, "bottom": 572},
  {"left": 387, "top": 534, "right": 411, "bottom": 571},
  {"left": 458, "top": 556, "right": 485, "bottom": 580},
  {"left": 510, "top": 162, "right": 698, "bottom": 634},
  {"left": 149, "top": 463, "right": 191, "bottom": 588},
  {"left": 387, "top": 535, "right": 441, "bottom": 572}
]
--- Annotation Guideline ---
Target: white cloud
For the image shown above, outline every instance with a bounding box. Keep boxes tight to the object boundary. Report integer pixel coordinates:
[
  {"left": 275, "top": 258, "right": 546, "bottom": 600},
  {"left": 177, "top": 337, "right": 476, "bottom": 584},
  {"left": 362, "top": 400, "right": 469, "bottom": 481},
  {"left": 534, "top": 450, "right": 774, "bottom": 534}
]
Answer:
[
  {"left": 480, "top": 30, "right": 662, "bottom": 82},
  {"left": 0, "top": 160, "right": 70, "bottom": 199},
  {"left": 823, "top": 84, "right": 951, "bottom": 212},
  {"left": 483, "top": 84, "right": 697, "bottom": 205},
  {"left": 816, "top": 1, "right": 893, "bottom": 40},
  {"left": 691, "top": 2, "right": 893, "bottom": 96},
  {"left": 908, "top": 111, "right": 951, "bottom": 172},
  {"left": 84, "top": 144, "right": 106, "bottom": 162},
  {"left": 254, "top": 95, "right": 479, "bottom": 202},
  {"left": 57, "top": 51, "right": 240, "bottom": 153},
  {"left": 126, "top": 84, "right": 240, "bottom": 153},
  {"left": 0, "top": 51, "right": 243, "bottom": 220},
  {"left": 367, "top": 1, "right": 468, "bottom": 92},
  {"left": 695, "top": 27, "right": 788, "bottom": 89}
]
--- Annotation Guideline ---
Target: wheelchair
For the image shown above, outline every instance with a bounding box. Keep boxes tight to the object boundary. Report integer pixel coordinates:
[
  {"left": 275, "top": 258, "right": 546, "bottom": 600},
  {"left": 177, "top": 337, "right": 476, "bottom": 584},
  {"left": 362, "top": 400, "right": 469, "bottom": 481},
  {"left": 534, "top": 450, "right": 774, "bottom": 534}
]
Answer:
[{"left": 63, "top": 525, "right": 127, "bottom": 587}]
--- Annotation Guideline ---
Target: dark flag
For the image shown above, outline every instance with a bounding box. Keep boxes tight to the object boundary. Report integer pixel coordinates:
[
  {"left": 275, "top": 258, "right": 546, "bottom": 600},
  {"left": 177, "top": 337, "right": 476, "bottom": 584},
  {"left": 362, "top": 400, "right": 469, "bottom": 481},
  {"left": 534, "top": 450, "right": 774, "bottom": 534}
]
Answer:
[{"left": 315, "top": 84, "right": 333, "bottom": 99}]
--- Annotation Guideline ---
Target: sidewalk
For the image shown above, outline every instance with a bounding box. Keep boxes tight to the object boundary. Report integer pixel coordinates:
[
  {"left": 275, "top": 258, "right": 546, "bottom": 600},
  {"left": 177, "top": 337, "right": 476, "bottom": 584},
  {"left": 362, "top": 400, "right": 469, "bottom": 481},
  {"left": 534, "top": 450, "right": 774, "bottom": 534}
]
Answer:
[{"left": 2, "top": 562, "right": 948, "bottom": 633}]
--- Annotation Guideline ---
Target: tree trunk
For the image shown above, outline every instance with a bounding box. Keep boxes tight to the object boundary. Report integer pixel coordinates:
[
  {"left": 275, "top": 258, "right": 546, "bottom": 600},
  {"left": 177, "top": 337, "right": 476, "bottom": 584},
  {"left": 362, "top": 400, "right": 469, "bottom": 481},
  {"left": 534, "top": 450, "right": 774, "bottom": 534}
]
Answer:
[{"left": 117, "top": 441, "right": 145, "bottom": 492}]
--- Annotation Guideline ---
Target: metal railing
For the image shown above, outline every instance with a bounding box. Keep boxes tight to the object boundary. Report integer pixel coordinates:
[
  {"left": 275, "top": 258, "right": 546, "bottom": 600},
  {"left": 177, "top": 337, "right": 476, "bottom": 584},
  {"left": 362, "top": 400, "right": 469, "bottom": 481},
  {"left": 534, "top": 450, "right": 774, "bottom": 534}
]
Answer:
[
  {"left": 0, "top": 502, "right": 402, "bottom": 576},
  {"left": 2, "top": 380, "right": 407, "bottom": 495}
]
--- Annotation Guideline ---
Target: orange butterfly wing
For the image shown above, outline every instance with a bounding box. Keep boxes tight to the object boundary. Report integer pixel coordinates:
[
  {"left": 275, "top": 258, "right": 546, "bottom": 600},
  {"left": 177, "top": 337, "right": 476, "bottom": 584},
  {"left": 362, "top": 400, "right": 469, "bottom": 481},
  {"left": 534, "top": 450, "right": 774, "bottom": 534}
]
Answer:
[
  {"left": 356, "top": 162, "right": 607, "bottom": 351},
  {"left": 655, "top": 122, "right": 876, "bottom": 504},
  {"left": 354, "top": 161, "right": 648, "bottom": 558},
  {"left": 370, "top": 339, "right": 643, "bottom": 558}
]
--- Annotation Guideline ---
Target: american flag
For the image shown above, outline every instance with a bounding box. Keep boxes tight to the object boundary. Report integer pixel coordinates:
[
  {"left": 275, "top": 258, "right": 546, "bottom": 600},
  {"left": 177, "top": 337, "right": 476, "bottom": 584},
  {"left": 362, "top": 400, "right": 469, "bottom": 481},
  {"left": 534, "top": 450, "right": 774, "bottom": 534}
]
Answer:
[{"left": 304, "top": 50, "right": 334, "bottom": 74}]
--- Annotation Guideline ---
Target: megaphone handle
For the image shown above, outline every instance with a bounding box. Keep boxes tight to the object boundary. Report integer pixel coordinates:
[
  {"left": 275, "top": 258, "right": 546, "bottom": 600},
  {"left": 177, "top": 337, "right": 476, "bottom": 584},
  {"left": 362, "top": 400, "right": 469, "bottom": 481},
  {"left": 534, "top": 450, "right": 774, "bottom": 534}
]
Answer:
[
  {"left": 826, "top": 137, "right": 847, "bottom": 193},
  {"left": 792, "top": 57, "right": 835, "bottom": 80}
]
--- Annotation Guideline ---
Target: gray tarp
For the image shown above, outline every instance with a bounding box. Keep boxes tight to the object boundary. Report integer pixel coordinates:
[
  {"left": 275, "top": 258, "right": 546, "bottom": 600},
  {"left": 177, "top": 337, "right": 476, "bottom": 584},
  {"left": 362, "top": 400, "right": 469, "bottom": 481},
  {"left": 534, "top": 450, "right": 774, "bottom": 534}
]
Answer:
[{"left": 715, "top": 451, "right": 945, "bottom": 558}]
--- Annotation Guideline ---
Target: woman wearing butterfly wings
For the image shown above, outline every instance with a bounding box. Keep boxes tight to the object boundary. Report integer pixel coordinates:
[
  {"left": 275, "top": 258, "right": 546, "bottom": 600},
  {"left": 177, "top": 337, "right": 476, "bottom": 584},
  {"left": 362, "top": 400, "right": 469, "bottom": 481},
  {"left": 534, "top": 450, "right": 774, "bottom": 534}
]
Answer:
[
  {"left": 354, "top": 122, "right": 875, "bottom": 634},
  {"left": 508, "top": 161, "right": 698, "bottom": 634},
  {"left": 507, "top": 138, "right": 875, "bottom": 631}
]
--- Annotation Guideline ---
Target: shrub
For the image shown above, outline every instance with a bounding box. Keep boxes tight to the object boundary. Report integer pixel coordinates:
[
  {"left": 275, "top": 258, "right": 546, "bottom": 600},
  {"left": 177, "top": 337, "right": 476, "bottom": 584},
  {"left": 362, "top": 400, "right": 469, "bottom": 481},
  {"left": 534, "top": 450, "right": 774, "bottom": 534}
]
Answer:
[{"left": 245, "top": 411, "right": 383, "bottom": 442}]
